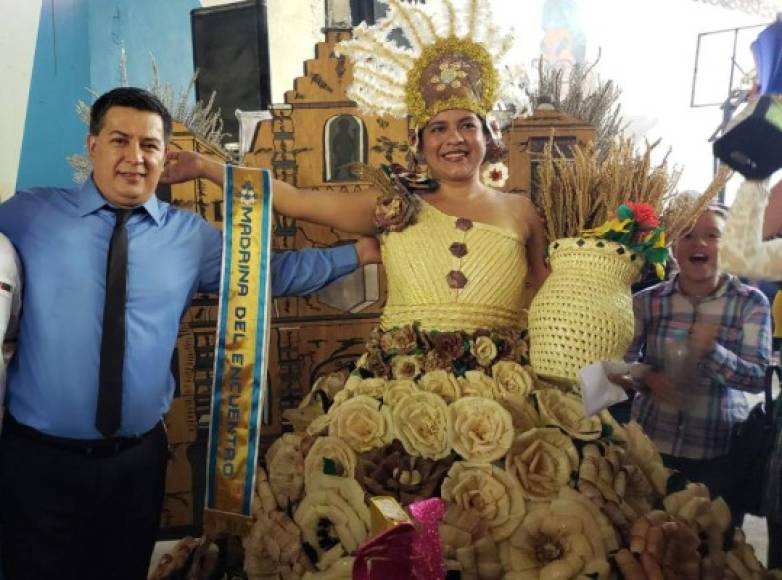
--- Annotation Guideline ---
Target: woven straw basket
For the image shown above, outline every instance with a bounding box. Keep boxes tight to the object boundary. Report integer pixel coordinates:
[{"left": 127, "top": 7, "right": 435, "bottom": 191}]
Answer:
[{"left": 528, "top": 237, "right": 643, "bottom": 382}]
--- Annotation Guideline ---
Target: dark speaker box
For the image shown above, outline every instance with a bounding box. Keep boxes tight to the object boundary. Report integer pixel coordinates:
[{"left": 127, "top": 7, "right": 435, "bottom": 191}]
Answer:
[
  {"left": 713, "top": 95, "right": 782, "bottom": 180},
  {"left": 191, "top": 0, "right": 272, "bottom": 146}
]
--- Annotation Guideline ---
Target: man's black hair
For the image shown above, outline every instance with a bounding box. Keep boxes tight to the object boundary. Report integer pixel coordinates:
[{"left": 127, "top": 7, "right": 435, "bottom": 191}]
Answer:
[{"left": 89, "top": 87, "right": 172, "bottom": 142}]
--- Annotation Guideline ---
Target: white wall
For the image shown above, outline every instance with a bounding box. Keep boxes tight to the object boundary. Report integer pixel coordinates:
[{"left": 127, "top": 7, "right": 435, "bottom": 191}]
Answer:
[
  {"left": 493, "top": 0, "right": 764, "bottom": 198},
  {"left": 0, "top": 1, "right": 41, "bottom": 198}
]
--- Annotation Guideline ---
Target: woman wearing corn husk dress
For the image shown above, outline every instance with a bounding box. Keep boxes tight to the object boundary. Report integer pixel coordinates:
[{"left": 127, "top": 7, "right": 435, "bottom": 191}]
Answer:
[{"left": 159, "top": 2, "right": 769, "bottom": 579}]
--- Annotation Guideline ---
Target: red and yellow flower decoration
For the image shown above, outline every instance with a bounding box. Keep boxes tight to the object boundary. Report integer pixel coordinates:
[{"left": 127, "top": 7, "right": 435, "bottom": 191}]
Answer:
[{"left": 581, "top": 202, "right": 668, "bottom": 278}]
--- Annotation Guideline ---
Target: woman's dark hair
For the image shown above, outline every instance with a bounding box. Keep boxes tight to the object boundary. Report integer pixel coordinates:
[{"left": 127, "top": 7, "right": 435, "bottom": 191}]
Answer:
[{"left": 89, "top": 87, "right": 173, "bottom": 142}]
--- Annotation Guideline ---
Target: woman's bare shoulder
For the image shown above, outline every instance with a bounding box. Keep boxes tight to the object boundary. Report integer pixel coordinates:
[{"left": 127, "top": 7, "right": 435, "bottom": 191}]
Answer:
[
  {"left": 485, "top": 190, "right": 538, "bottom": 238},
  {"left": 493, "top": 191, "right": 540, "bottom": 219}
]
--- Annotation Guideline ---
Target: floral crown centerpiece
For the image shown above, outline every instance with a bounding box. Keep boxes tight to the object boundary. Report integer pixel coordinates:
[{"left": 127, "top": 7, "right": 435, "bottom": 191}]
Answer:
[{"left": 528, "top": 139, "right": 731, "bottom": 383}]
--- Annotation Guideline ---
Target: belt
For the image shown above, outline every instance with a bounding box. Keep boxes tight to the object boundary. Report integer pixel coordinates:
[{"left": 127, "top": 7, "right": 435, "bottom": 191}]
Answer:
[{"left": 4, "top": 414, "right": 163, "bottom": 458}]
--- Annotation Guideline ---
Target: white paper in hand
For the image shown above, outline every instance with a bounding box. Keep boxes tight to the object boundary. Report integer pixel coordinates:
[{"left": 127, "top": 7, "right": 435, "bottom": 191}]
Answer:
[{"left": 579, "top": 361, "right": 629, "bottom": 416}]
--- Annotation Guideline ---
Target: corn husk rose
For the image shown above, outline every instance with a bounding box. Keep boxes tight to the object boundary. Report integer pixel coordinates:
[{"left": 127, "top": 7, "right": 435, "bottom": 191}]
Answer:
[
  {"left": 499, "top": 393, "right": 542, "bottom": 433},
  {"left": 390, "top": 355, "right": 423, "bottom": 380},
  {"left": 492, "top": 361, "right": 535, "bottom": 398},
  {"left": 419, "top": 369, "right": 462, "bottom": 403},
  {"left": 327, "top": 395, "right": 394, "bottom": 454},
  {"left": 441, "top": 461, "right": 527, "bottom": 542},
  {"left": 293, "top": 474, "right": 371, "bottom": 560},
  {"left": 534, "top": 389, "right": 602, "bottom": 441},
  {"left": 353, "top": 164, "right": 433, "bottom": 234},
  {"left": 244, "top": 509, "right": 313, "bottom": 579},
  {"left": 391, "top": 391, "right": 453, "bottom": 460},
  {"left": 357, "top": 440, "right": 455, "bottom": 505},
  {"left": 266, "top": 433, "right": 306, "bottom": 509},
  {"left": 450, "top": 396, "right": 514, "bottom": 463},
  {"left": 505, "top": 427, "right": 578, "bottom": 501},
  {"left": 458, "top": 370, "right": 496, "bottom": 399},
  {"left": 500, "top": 493, "right": 613, "bottom": 580},
  {"left": 303, "top": 436, "right": 357, "bottom": 486},
  {"left": 381, "top": 379, "right": 418, "bottom": 407}
]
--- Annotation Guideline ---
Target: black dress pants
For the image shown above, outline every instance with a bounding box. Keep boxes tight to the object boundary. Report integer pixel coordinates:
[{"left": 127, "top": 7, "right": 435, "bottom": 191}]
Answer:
[
  {"left": 0, "top": 418, "right": 168, "bottom": 580},
  {"left": 769, "top": 520, "right": 782, "bottom": 569},
  {"left": 662, "top": 453, "right": 745, "bottom": 529}
]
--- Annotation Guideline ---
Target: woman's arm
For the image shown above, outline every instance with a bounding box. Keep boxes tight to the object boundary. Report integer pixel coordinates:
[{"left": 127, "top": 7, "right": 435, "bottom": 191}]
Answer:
[
  {"left": 721, "top": 179, "right": 782, "bottom": 280},
  {"left": 161, "top": 150, "right": 379, "bottom": 235},
  {"left": 520, "top": 196, "right": 549, "bottom": 293}
]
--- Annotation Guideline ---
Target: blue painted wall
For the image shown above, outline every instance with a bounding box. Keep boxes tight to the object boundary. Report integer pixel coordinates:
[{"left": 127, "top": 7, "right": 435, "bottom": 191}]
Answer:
[
  {"left": 88, "top": 0, "right": 200, "bottom": 96},
  {"left": 16, "top": 0, "right": 90, "bottom": 190},
  {"left": 16, "top": 0, "right": 200, "bottom": 190}
]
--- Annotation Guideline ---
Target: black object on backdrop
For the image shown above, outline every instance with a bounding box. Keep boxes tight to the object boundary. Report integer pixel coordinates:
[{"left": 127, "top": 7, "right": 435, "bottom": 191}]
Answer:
[{"left": 191, "top": 0, "right": 272, "bottom": 146}]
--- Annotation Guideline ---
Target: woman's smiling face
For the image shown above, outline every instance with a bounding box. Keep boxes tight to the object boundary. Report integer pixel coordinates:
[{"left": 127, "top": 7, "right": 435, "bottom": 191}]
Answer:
[{"left": 420, "top": 109, "right": 486, "bottom": 182}]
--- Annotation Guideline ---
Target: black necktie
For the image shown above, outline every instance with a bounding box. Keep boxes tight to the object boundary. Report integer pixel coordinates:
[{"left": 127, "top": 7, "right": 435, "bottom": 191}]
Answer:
[{"left": 96, "top": 208, "right": 132, "bottom": 437}]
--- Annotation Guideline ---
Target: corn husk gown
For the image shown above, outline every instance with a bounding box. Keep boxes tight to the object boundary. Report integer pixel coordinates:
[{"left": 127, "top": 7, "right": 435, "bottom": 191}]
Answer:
[{"left": 241, "top": 2, "right": 767, "bottom": 579}]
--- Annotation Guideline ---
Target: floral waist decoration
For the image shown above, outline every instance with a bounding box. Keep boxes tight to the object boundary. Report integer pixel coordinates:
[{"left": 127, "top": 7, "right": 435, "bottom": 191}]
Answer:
[
  {"left": 359, "top": 323, "right": 530, "bottom": 380},
  {"left": 579, "top": 202, "right": 669, "bottom": 279}
]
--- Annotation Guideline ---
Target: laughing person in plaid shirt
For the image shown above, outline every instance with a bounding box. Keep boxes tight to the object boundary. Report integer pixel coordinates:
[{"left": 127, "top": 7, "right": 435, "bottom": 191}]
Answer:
[{"left": 626, "top": 205, "right": 771, "bottom": 525}]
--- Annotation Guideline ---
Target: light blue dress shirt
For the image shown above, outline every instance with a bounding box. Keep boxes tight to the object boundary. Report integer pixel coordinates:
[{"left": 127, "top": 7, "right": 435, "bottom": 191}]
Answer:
[{"left": 0, "top": 178, "right": 357, "bottom": 438}]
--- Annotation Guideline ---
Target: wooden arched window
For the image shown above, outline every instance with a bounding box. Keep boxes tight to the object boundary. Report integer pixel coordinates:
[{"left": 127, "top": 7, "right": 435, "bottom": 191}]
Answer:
[{"left": 324, "top": 115, "right": 366, "bottom": 182}]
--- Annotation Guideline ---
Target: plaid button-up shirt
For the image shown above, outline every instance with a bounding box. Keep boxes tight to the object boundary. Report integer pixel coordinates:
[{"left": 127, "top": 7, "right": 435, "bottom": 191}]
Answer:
[{"left": 626, "top": 274, "right": 771, "bottom": 459}]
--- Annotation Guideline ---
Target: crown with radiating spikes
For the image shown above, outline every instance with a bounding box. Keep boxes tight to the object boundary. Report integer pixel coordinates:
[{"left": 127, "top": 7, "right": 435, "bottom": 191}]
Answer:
[{"left": 336, "top": 0, "right": 514, "bottom": 127}]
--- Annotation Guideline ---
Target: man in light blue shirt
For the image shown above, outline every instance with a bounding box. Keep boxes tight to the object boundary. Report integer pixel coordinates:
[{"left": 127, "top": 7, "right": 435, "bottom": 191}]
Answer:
[{"left": 0, "top": 87, "right": 378, "bottom": 580}]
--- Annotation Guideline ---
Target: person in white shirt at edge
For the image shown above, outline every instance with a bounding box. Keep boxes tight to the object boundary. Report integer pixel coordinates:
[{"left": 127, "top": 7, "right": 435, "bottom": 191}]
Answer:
[
  {"left": 0, "top": 233, "right": 21, "bottom": 431},
  {"left": 721, "top": 175, "right": 782, "bottom": 569},
  {"left": 0, "top": 232, "right": 20, "bottom": 580}
]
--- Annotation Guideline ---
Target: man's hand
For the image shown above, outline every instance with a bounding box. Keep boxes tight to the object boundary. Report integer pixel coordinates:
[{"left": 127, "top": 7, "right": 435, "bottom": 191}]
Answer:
[
  {"left": 353, "top": 237, "right": 381, "bottom": 266},
  {"left": 689, "top": 322, "right": 719, "bottom": 358},
  {"left": 160, "top": 151, "right": 224, "bottom": 186},
  {"left": 643, "top": 370, "right": 684, "bottom": 407}
]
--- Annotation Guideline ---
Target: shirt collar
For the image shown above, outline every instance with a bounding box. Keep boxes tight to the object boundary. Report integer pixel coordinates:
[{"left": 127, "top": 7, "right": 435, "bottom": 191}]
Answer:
[
  {"left": 77, "top": 176, "right": 163, "bottom": 226},
  {"left": 665, "top": 272, "right": 747, "bottom": 299}
]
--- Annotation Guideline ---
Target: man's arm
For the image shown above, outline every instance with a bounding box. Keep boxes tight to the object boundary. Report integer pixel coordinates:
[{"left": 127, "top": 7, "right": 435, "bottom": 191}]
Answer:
[
  {"left": 198, "top": 220, "right": 380, "bottom": 296},
  {"left": 271, "top": 238, "right": 380, "bottom": 297},
  {"left": 700, "top": 293, "right": 771, "bottom": 393}
]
